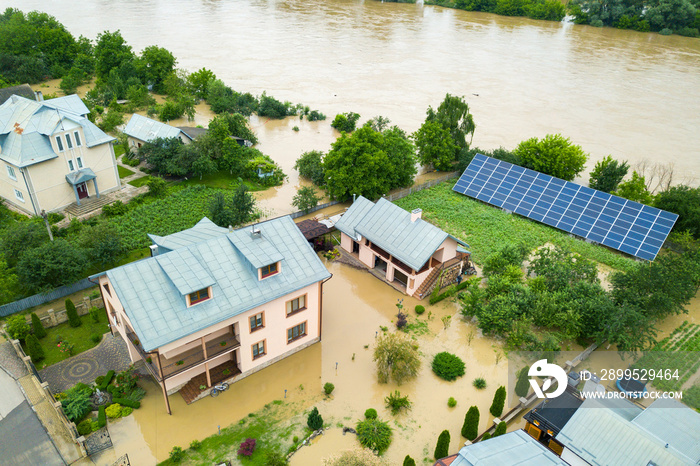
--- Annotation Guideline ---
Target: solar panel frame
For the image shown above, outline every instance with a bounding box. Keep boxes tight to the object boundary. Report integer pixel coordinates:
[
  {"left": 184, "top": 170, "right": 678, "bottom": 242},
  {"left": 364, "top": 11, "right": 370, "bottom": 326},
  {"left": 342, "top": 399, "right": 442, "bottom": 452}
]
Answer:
[{"left": 452, "top": 154, "right": 678, "bottom": 261}]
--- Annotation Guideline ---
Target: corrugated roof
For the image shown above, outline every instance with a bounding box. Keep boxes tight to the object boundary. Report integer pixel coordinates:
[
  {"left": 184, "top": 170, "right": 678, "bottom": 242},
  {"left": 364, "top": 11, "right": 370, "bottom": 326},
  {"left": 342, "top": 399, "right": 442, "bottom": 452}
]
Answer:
[
  {"left": 104, "top": 216, "right": 330, "bottom": 351},
  {"left": 156, "top": 248, "right": 216, "bottom": 296},
  {"left": 148, "top": 217, "right": 228, "bottom": 252},
  {"left": 334, "top": 196, "right": 375, "bottom": 239},
  {"left": 632, "top": 398, "right": 700, "bottom": 462},
  {"left": 556, "top": 397, "right": 692, "bottom": 466},
  {"left": 124, "top": 114, "right": 190, "bottom": 142},
  {"left": 43, "top": 94, "right": 89, "bottom": 116},
  {"left": 228, "top": 226, "right": 285, "bottom": 269},
  {"left": 450, "top": 430, "right": 566, "bottom": 465}
]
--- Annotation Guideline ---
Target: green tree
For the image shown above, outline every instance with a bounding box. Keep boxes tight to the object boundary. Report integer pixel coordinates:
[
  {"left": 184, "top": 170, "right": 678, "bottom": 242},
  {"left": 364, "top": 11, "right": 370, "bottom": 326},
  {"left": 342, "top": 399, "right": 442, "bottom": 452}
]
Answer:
[
  {"left": 65, "top": 299, "right": 82, "bottom": 328},
  {"left": 78, "top": 223, "right": 125, "bottom": 266},
  {"left": 5, "top": 314, "right": 30, "bottom": 341},
  {"left": 146, "top": 177, "right": 168, "bottom": 197},
  {"left": 432, "top": 352, "right": 466, "bottom": 381},
  {"left": 208, "top": 186, "right": 258, "bottom": 228},
  {"left": 461, "top": 406, "right": 480, "bottom": 440},
  {"left": 426, "top": 94, "right": 476, "bottom": 156},
  {"left": 208, "top": 112, "right": 258, "bottom": 145},
  {"left": 528, "top": 247, "right": 598, "bottom": 292},
  {"left": 373, "top": 332, "right": 420, "bottom": 385},
  {"left": 292, "top": 187, "right": 321, "bottom": 214},
  {"left": 514, "top": 367, "right": 530, "bottom": 398},
  {"left": 381, "top": 126, "right": 417, "bottom": 189},
  {"left": 257, "top": 92, "right": 289, "bottom": 119},
  {"left": 187, "top": 67, "right": 216, "bottom": 99},
  {"left": 413, "top": 120, "right": 458, "bottom": 171},
  {"left": 489, "top": 386, "right": 506, "bottom": 417},
  {"left": 0, "top": 258, "right": 18, "bottom": 305},
  {"left": 94, "top": 30, "right": 134, "bottom": 80},
  {"left": 331, "top": 112, "right": 360, "bottom": 132},
  {"left": 137, "top": 137, "right": 183, "bottom": 175},
  {"left": 493, "top": 421, "right": 507, "bottom": 437},
  {"left": 1, "top": 221, "right": 49, "bottom": 267},
  {"left": 136, "top": 45, "right": 176, "bottom": 93},
  {"left": 589, "top": 156, "right": 629, "bottom": 193},
  {"left": 31, "top": 313, "right": 47, "bottom": 339},
  {"left": 614, "top": 171, "right": 654, "bottom": 204},
  {"left": 25, "top": 334, "right": 44, "bottom": 362},
  {"left": 403, "top": 455, "right": 416, "bottom": 466},
  {"left": 514, "top": 134, "right": 588, "bottom": 181},
  {"left": 654, "top": 185, "right": 700, "bottom": 239},
  {"left": 59, "top": 66, "right": 87, "bottom": 95},
  {"left": 646, "top": 0, "right": 697, "bottom": 31},
  {"left": 356, "top": 418, "right": 393, "bottom": 454},
  {"left": 307, "top": 407, "right": 323, "bottom": 430},
  {"left": 16, "top": 239, "right": 88, "bottom": 292},
  {"left": 294, "top": 150, "right": 325, "bottom": 186},
  {"left": 434, "top": 429, "right": 451, "bottom": 459},
  {"left": 97, "top": 108, "right": 124, "bottom": 133}
]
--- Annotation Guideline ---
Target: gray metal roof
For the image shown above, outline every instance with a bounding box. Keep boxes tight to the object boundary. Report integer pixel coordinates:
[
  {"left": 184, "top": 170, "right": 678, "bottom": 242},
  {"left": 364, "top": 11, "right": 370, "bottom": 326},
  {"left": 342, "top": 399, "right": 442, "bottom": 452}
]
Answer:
[
  {"left": 451, "top": 430, "right": 567, "bottom": 466},
  {"left": 104, "top": 215, "right": 330, "bottom": 352},
  {"left": 632, "top": 398, "right": 700, "bottom": 463},
  {"left": 124, "top": 114, "right": 190, "bottom": 142},
  {"left": 65, "top": 168, "right": 97, "bottom": 185},
  {"left": 228, "top": 226, "right": 285, "bottom": 269},
  {"left": 0, "top": 84, "right": 36, "bottom": 105},
  {"left": 43, "top": 94, "right": 89, "bottom": 116},
  {"left": 556, "top": 397, "right": 694, "bottom": 466},
  {"left": 336, "top": 196, "right": 456, "bottom": 271},
  {"left": 148, "top": 217, "right": 228, "bottom": 252},
  {"left": 0, "top": 95, "right": 114, "bottom": 167}
]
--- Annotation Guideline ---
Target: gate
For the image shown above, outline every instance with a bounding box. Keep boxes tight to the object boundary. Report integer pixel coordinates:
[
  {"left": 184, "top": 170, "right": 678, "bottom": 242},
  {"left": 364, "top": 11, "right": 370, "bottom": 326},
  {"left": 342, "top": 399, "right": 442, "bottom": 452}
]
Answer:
[{"left": 84, "top": 427, "right": 113, "bottom": 455}]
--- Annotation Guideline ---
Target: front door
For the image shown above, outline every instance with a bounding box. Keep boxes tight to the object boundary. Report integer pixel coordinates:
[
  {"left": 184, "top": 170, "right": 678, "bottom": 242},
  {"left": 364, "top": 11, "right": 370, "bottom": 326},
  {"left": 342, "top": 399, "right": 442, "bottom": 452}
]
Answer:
[{"left": 76, "top": 182, "right": 88, "bottom": 199}]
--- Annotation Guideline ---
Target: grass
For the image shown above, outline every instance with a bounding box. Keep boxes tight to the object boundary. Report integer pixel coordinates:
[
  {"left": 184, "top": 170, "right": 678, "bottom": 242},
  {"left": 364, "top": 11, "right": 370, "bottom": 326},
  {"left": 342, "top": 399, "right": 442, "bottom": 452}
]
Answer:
[
  {"left": 114, "top": 145, "right": 125, "bottom": 158},
  {"left": 118, "top": 165, "right": 135, "bottom": 179},
  {"left": 24, "top": 314, "right": 110, "bottom": 370},
  {"left": 128, "top": 175, "right": 153, "bottom": 187},
  {"left": 177, "top": 170, "right": 267, "bottom": 192},
  {"left": 394, "top": 182, "right": 635, "bottom": 271}
]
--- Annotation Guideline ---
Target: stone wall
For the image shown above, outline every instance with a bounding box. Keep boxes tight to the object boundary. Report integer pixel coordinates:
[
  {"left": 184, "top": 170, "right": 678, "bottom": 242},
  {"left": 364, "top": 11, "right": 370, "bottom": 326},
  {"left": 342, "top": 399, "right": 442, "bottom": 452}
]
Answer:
[{"left": 16, "top": 296, "right": 105, "bottom": 330}]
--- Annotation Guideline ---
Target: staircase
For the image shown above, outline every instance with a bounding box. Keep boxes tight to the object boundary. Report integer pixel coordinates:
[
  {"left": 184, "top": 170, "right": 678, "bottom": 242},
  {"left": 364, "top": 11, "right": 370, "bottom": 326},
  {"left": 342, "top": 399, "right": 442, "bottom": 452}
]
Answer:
[
  {"left": 178, "top": 360, "right": 241, "bottom": 404},
  {"left": 63, "top": 196, "right": 115, "bottom": 217},
  {"left": 413, "top": 257, "right": 464, "bottom": 300}
]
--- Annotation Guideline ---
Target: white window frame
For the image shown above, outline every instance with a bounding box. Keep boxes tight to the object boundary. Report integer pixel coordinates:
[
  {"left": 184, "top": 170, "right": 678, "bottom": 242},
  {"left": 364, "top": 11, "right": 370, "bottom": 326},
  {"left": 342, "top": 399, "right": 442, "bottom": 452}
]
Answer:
[
  {"left": 14, "top": 189, "right": 24, "bottom": 202},
  {"left": 6, "top": 165, "right": 16, "bottom": 181},
  {"left": 76, "top": 157, "right": 83, "bottom": 169},
  {"left": 65, "top": 133, "right": 73, "bottom": 150},
  {"left": 55, "top": 136, "right": 64, "bottom": 152},
  {"left": 74, "top": 131, "right": 82, "bottom": 147},
  {"left": 68, "top": 160, "right": 75, "bottom": 171}
]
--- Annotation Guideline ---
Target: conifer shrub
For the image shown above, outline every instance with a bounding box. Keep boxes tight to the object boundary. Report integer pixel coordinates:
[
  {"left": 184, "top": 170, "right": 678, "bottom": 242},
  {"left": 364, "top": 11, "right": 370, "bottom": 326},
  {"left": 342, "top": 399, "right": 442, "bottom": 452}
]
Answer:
[
  {"left": 98, "top": 406, "right": 106, "bottom": 427},
  {"left": 403, "top": 455, "right": 416, "bottom": 466},
  {"left": 106, "top": 403, "right": 122, "bottom": 418},
  {"left": 481, "top": 432, "right": 491, "bottom": 441},
  {"left": 31, "top": 313, "right": 47, "bottom": 339},
  {"left": 356, "top": 417, "right": 392, "bottom": 454},
  {"left": 434, "top": 429, "right": 450, "bottom": 459},
  {"left": 364, "top": 408, "right": 378, "bottom": 419},
  {"left": 414, "top": 305, "right": 425, "bottom": 315},
  {"left": 514, "top": 367, "right": 530, "bottom": 398},
  {"left": 493, "top": 421, "right": 507, "bottom": 437},
  {"left": 307, "top": 406, "right": 323, "bottom": 430},
  {"left": 26, "top": 334, "right": 45, "bottom": 362},
  {"left": 65, "top": 299, "right": 81, "bottom": 327},
  {"left": 489, "top": 386, "right": 506, "bottom": 417},
  {"left": 324, "top": 382, "right": 335, "bottom": 395},
  {"left": 448, "top": 397, "right": 457, "bottom": 408},
  {"left": 432, "top": 352, "right": 466, "bottom": 381},
  {"left": 461, "top": 406, "right": 479, "bottom": 440}
]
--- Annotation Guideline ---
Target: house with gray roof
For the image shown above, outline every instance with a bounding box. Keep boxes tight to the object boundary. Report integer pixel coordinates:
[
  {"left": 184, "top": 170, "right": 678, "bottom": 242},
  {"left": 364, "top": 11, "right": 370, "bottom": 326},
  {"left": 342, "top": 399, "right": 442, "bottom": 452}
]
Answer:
[
  {"left": 335, "top": 196, "right": 471, "bottom": 298},
  {"left": 0, "top": 94, "right": 120, "bottom": 215},
  {"left": 123, "top": 113, "right": 192, "bottom": 150},
  {"left": 94, "top": 216, "right": 332, "bottom": 413}
]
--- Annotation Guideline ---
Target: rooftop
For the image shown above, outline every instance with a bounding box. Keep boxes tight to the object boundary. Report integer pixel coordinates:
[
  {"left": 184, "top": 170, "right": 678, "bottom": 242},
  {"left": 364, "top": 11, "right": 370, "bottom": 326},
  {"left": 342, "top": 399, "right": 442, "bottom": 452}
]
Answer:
[
  {"left": 448, "top": 430, "right": 567, "bottom": 465},
  {"left": 524, "top": 388, "right": 583, "bottom": 436},
  {"left": 124, "top": 113, "right": 190, "bottom": 143},
  {"left": 0, "top": 84, "right": 36, "bottom": 105}
]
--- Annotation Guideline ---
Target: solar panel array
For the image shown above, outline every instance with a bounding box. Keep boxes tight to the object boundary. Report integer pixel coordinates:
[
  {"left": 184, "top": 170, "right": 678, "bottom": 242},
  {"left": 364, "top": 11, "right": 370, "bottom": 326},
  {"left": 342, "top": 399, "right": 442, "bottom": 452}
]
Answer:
[{"left": 452, "top": 154, "right": 678, "bottom": 260}]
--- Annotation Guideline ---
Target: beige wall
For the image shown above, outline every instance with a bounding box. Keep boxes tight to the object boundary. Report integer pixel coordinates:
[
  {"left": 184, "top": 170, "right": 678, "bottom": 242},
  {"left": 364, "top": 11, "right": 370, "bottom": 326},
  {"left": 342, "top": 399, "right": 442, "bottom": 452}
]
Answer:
[{"left": 0, "top": 160, "right": 33, "bottom": 214}]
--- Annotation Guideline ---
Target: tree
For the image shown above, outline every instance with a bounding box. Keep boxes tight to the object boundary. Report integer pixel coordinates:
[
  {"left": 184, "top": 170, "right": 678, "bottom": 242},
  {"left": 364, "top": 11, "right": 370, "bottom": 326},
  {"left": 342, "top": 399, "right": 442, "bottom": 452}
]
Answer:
[
  {"left": 413, "top": 120, "right": 458, "bottom": 171},
  {"left": 257, "top": 92, "right": 289, "bottom": 118},
  {"left": 16, "top": 239, "right": 88, "bottom": 292},
  {"left": 208, "top": 186, "right": 257, "bottom": 228},
  {"left": 65, "top": 299, "right": 82, "bottom": 328},
  {"left": 295, "top": 150, "right": 325, "bottom": 186},
  {"left": 373, "top": 332, "right": 420, "bottom": 385},
  {"left": 97, "top": 108, "right": 124, "bottom": 133},
  {"left": 528, "top": 247, "right": 598, "bottom": 292},
  {"left": 25, "top": 334, "right": 44, "bottom": 362},
  {"left": 94, "top": 30, "right": 134, "bottom": 80},
  {"left": 461, "top": 406, "right": 480, "bottom": 440},
  {"left": 356, "top": 418, "right": 393, "bottom": 454},
  {"left": 293, "top": 187, "right": 321, "bottom": 214},
  {"left": 331, "top": 112, "right": 360, "bottom": 132},
  {"left": 136, "top": 45, "right": 176, "bottom": 93},
  {"left": 1, "top": 221, "right": 49, "bottom": 267},
  {"left": 208, "top": 112, "right": 258, "bottom": 145},
  {"left": 589, "top": 156, "right": 629, "bottom": 193},
  {"left": 614, "top": 171, "right": 654, "bottom": 204},
  {"left": 146, "top": 177, "right": 168, "bottom": 197},
  {"left": 514, "top": 134, "right": 588, "bottom": 181},
  {"left": 137, "top": 137, "right": 183, "bottom": 175},
  {"left": 365, "top": 116, "right": 391, "bottom": 132},
  {"left": 187, "top": 67, "right": 216, "bottom": 99},
  {"left": 655, "top": 185, "right": 700, "bottom": 239},
  {"left": 646, "top": 0, "right": 697, "bottom": 32},
  {"left": 0, "top": 258, "right": 18, "bottom": 306},
  {"left": 59, "top": 66, "right": 87, "bottom": 95},
  {"left": 78, "top": 222, "right": 125, "bottom": 266},
  {"left": 31, "top": 313, "right": 47, "bottom": 339},
  {"left": 5, "top": 314, "right": 30, "bottom": 341},
  {"left": 307, "top": 407, "right": 323, "bottom": 430},
  {"left": 493, "top": 421, "right": 507, "bottom": 437},
  {"left": 426, "top": 94, "right": 476, "bottom": 156},
  {"left": 381, "top": 126, "right": 417, "bottom": 189},
  {"left": 324, "top": 448, "right": 386, "bottom": 466},
  {"left": 432, "top": 352, "right": 466, "bottom": 381},
  {"left": 403, "top": 455, "right": 416, "bottom": 466},
  {"left": 434, "top": 430, "right": 451, "bottom": 459},
  {"left": 489, "top": 386, "right": 506, "bottom": 417},
  {"left": 514, "top": 367, "right": 530, "bottom": 398}
]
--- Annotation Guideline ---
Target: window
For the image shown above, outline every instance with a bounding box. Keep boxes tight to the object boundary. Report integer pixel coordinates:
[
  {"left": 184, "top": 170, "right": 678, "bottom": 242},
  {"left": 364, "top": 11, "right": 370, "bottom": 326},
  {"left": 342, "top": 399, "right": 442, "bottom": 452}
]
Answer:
[
  {"left": 286, "top": 295, "right": 307, "bottom": 316},
  {"left": 188, "top": 287, "right": 210, "bottom": 305},
  {"left": 65, "top": 133, "right": 73, "bottom": 149},
  {"left": 74, "top": 131, "right": 81, "bottom": 147},
  {"left": 14, "top": 189, "right": 24, "bottom": 202},
  {"left": 68, "top": 160, "right": 74, "bottom": 171},
  {"left": 76, "top": 157, "right": 83, "bottom": 169},
  {"left": 55, "top": 136, "right": 64, "bottom": 152},
  {"left": 252, "top": 340, "right": 266, "bottom": 359},
  {"left": 250, "top": 312, "right": 264, "bottom": 332},
  {"left": 6, "top": 165, "right": 16, "bottom": 181},
  {"left": 103, "top": 284, "right": 111, "bottom": 297},
  {"left": 260, "top": 262, "right": 278, "bottom": 279},
  {"left": 287, "top": 322, "right": 307, "bottom": 343}
]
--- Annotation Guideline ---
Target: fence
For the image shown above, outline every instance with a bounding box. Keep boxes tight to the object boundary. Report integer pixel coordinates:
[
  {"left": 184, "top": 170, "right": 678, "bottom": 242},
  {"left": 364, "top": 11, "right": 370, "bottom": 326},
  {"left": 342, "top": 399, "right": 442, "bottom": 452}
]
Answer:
[
  {"left": 0, "top": 278, "right": 96, "bottom": 317},
  {"left": 382, "top": 172, "right": 460, "bottom": 202},
  {"left": 4, "top": 295, "right": 104, "bottom": 330},
  {"left": 289, "top": 200, "right": 341, "bottom": 220}
]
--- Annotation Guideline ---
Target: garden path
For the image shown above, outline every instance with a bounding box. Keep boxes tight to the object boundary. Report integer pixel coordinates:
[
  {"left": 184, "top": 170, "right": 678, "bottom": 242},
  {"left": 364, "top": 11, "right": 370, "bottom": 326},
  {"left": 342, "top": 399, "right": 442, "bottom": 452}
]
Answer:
[{"left": 40, "top": 333, "right": 132, "bottom": 393}]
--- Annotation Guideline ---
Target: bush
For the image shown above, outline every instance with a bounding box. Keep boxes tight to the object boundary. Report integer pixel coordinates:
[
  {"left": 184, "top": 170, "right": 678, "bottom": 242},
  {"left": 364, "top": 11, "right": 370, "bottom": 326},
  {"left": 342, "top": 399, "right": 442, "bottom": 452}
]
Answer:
[
  {"left": 146, "top": 177, "right": 168, "bottom": 197},
  {"left": 403, "top": 455, "right": 416, "bottom": 466},
  {"left": 448, "top": 397, "right": 457, "bottom": 408},
  {"left": 415, "top": 305, "right": 425, "bottom": 315},
  {"left": 77, "top": 418, "right": 94, "bottom": 436},
  {"left": 481, "top": 432, "right": 491, "bottom": 441},
  {"left": 106, "top": 403, "right": 122, "bottom": 419},
  {"left": 238, "top": 438, "right": 256, "bottom": 457},
  {"left": 91, "top": 333, "right": 101, "bottom": 344},
  {"left": 62, "top": 383, "right": 93, "bottom": 422},
  {"left": 493, "top": 421, "right": 507, "bottom": 437},
  {"left": 25, "top": 334, "right": 45, "bottom": 362},
  {"left": 98, "top": 406, "right": 106, "bottom": 427},
  {"left": 121, "top": 406, "right": 133, "bottom": 416},
  {"left": 461, "top": 406, "right": 479, "bottom": 440},
  {"left": 514, "top": 367, "right": 530, "bottom": 398},
  {"left": 331, "top": 112, "right": 360, "bottom": 133},
  {"left": 5, "top": 315, "right": 30, "bottom": 341},
  {"left": 473, "top": 377, "right": 487, "bottom": 389},
  {"left": 432, "top": 352, "right": 466, "bottom": 381},
  {"left": 434, "top": 429, "right": 450, "bottom": 460},
  {"left": 395, "top": 310, "right": 407, "bottom": 330},
  {"left": 95, "top": 375, "right": 105, "bottom": 386},
  {"left": 89, "top": 307, "right": 101, "bottom": 323},
  {"left": 356, "top": 418, "right": 392, "bottom": 454},
  {"left": 99, "top": 371, "right": 114, "bottom": 390},
  {"left": 190, "top": 439, "right": 201, "bottom": 450},
  {"left": 364, "top": 408, "right": 378, "bottom": 419},
  {"left": 65, "top": 299, "right": 81, "bottom": 328},
  {"left": 374, "top": 333, "right": 420, "bottom": 385},
  {"left": 31, "top": 313, "right": 47, "bottom": 339},
  {"left": 489, "top": 386, "right": 506, "bottom": 417},
  {"left": 324, "top": 382, "right": 335, "bottom": 395},
  {"left": 102, "top": 200, "right": 129, "bottom": 217},
  {"left": 112, "top": 397, "right": 140, "bottom": 409},
  {"left": 307, "top": 406, "right": 323, "bottom": 430},
  {"left": 169, "top": 446, "right": 184, "bottom": 463},
  {"left": 385, "top": 390, "right": 411, "bottom": 415}
]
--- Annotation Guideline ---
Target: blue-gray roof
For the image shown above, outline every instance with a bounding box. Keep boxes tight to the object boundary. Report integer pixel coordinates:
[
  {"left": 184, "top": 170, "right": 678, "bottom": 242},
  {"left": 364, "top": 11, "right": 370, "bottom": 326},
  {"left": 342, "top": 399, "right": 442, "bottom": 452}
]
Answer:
[
  {"left": 65, "top": 168, "right": 97, "bottom": 185},
  {"left": 0, "top": 95, "right": 114, "bottom": 167},
  {"left": 148, "top": 217, "right": 228, "bottom": 252},
  {"left": 43, "top": 94, "right": 89, "bottom": 116},
  {"left": 632, "top": 398, "right": 700, "bottom": 463},
  {"left": 335, "top": 196, "right": 466, "bottom": 271},
  {"left": 451, "top": 430, "right": 566, "bottom": 465},
  {"left": 124, "top": 113, "right": 190, "bottom": 143},
  {"left": 105, "top": 216, "right": 331, "bottom": 351}
]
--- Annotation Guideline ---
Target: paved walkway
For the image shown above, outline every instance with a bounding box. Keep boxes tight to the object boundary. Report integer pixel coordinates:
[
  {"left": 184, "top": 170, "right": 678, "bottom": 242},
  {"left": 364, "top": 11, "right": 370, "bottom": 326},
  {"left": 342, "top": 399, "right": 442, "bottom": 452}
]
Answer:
[
  {"left": 0, "top": 341, "right": 29, "bottom": 380},
  {"left": 40, "top": 333, "right": 132, "bottom": 393}
]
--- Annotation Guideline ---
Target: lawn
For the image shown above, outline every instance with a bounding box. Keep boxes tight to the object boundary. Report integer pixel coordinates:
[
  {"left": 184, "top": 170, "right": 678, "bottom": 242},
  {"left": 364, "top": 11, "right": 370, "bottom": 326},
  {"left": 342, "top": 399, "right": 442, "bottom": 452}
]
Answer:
[
  {"left": 118, "top": 165, "right": 135, "bottom": 179},
  {"left": 114, "top": 144, "right": 125, "bottom": 158},
  {"left": 177, "top": 170, "right": 267, "bottom": 192},
  {"left": 24, "top": 313, "right": 110, "bottom": 369},
  {"left": 394, "top": 182, "right": 635, "bottom": 271},
  {"left": 128, "top": 175, "right": 153, "bottom": 187}
]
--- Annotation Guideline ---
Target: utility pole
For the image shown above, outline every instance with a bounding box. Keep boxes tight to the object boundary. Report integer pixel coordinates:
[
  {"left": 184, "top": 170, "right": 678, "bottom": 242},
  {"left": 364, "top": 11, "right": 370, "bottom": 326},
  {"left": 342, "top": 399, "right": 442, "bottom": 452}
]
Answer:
[{"left": 41, "top": 210, "right": 54, "bottom": 241}]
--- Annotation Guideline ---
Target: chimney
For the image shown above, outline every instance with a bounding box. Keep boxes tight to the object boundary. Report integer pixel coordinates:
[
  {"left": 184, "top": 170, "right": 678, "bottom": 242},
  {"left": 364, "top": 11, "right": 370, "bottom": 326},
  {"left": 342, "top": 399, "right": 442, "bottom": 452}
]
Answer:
[
  {"left": 411, "top": 208, "right": 422, "bottom": 222},
  {"left": 36, "top": 91, "right": 44, "bottom": 102},
  {"left": 228, "top": 225, "right": 234, "bottom": 233},
  {"left": 251, "top": 225, "right": 261, "bottom": 239}
]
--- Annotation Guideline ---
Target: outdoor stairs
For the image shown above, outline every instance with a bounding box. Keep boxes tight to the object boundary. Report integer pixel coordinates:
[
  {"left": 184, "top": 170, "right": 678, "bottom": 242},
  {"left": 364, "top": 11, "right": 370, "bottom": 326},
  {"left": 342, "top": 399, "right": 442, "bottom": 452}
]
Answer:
[
  {"left": 179, "top": 360, "right": 241, "bottom": 404},
  {"left": 412, "top": 257, "right": 463, "bottom": 300},
  {"left": 64, "top": 196, "right": 115, "bottom": 217}
]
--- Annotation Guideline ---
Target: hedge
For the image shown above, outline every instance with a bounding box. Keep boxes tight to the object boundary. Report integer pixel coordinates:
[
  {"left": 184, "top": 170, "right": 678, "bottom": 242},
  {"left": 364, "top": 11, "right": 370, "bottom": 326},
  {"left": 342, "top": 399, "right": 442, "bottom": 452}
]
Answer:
[
  {"left": 111, "top": 397, "right": 140, "bottom": 409},
  {"left": 429, "top": 280, "right": 471, "bottom": 305},
  {"left": 97, "top": 406, "right": 106, "bottom": 428},
  {"left": 98, "top": 370, "right": 114, "bottom": 390}
]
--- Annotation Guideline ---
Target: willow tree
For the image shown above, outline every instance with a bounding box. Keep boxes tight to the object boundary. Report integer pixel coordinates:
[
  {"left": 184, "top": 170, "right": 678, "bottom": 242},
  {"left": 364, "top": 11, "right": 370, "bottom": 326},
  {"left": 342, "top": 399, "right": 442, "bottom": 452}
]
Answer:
[{"left": 373, "top": 333, "right": 420, "bottom": 385}]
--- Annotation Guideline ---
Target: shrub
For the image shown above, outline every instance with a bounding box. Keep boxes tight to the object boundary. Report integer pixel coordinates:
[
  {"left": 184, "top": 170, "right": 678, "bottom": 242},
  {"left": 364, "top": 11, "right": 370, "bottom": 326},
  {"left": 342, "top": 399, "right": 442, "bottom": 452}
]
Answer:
[
  {"left": 365, "top": 408, "right": 378, "bottom": 419},
  {"left": 65, "top": 299, "right": 81, "bottom": 328},
  {"left": 493, "top": 421, "right": 507, "bottom": 437},
  {"left": 448, "top": 397, "right": 457, "bottom": 408},
  {"left": 95, "top": 376, "right": 105, "bottom": 386},
  {"left": 102, "top": 201, "right": 129, "bottom": 217},
  {"left": 89, "top": 307, "right": 101, "bottom": 323},
  {"left": 98, "top": 406, "right": 106, "bottom": 427},
  {"left": 331, "top": 112, "right": 360, "bottom": 133},
  {"left": 121, "top": 406, "right": 133, "bottom": 416},
  {"left": 99, "top": 371, "right": 114, "bottom": 390},
  {"left": 461, "top": 406, "right": 479, "bottom": 440},
  {"left": 395, "top": 311, "right": 407, "bottom": 330},
  {"left": 514, "top": 367, "right": 530, "bottom": 398},
  {"left": 489, "top": 386, "right": 506, "bottom": 417},
  {"left": 356, "top": 418, "right": 392, "bottom": 454},
  {"left": 266, "top": 450, "right": 287, "bottom": 466},
  {"left": 77, "top": 418, "right": 94, "bottom": 436},
  {"left": 169, "top": 446, "right": 184, "bottom": 463},
  {"left": 91, "top": 333, "right": 101, "bottom": 344},
  {"left": 31, "top": 313, "right": 47, "bottom": 339},
  {"left": 106, "top": 403, "right": 122, "bottom": 419},
  {"left": 403, "top": 455, "right": 416, "bottom": 466},
  {"left": 190, "top": 439, "right": 201, "bottom": 450},
  {"left": 385, "top": 390, "right": 411, "bottom": 415},
  {"left": 473, "top": 377, "right": 487, "bottom": 389},
  {"left": 26, "top": 334, "right": 45, "bottom": 362},
  {"left": 62, "top": 384, "right": 93, "bottom": 422},
  {"left": 414, "top": 305, "right": 425, "bottom": 315},
  {"left": 307, "top": 407, "right": 323, "bottom": 430},
  {"left": 111, "top": 397, "right": 141, "bottom": 409},
  {"left": 324, "top": 382, "right": 335, "bottom": 395},
  {"left": 238, "top": 438, "right": 256, "bottom": 457},
  {"left": 432, "top": 352, "right": 466, "bottom": 381},
  {"left": 434, "top": 429, "right": 450, "bottom": 460},
  {"left": 146, "top": 177, "right": 168, "bottom": 197},
  {"left": 374, "top": 333, "right": 420, "bottom": 385},
  {"left": 481, "top": 432, "right": 491, "bottom": 441},
  {"left": 5, "top": 315, "right": 30, "bottom": 341}
]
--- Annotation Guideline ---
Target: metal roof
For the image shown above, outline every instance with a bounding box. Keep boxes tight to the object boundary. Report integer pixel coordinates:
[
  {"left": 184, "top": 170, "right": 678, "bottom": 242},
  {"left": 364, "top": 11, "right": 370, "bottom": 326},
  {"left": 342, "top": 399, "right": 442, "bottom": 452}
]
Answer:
[
  {"left": 333, "top": 196, "right": 374, "bottom": 239},
  {"left": 632, "top": 398, "right": 700, "bottom": 463},
  {"left": 65, "top": 168, "right": 97, "bottom": 185},
  {"left": 43, "top": 94, "right": 89, "bottom": 116},
  {"left": 124, "top": 113, "right": 190, "bottom": 143},
  {"left": 556, "top": 397, "right": 693, "bottom": 466},
  {"left": 0, "top": 84, "right": 36, "bottom": 105},
  {"left": 450, "top": 430, "right": 567, "bottom": 465},
  {"left": 148, "top": 217, "right": 228, "bottom": 252},
  {"left": 104, "top": 215, "right": 330, "bottom": 352}
]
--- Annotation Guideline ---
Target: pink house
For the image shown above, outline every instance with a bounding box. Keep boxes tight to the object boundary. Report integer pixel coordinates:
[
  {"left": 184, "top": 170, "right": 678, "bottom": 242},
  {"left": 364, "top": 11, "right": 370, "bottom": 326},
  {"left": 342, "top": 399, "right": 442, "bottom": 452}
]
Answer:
[
  {"left": 94, "top": 216, "right": 331, "bottom": 413},
  {"left": 335, "top": 197, "right": 471, "bottom": 299}
]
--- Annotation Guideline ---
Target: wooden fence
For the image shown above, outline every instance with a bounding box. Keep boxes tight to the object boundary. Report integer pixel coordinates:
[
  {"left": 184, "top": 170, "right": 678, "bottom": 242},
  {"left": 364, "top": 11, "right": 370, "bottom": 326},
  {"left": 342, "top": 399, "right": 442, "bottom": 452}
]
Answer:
[{"left": 0, "top": 278, "right": 96, "bottom": 317}]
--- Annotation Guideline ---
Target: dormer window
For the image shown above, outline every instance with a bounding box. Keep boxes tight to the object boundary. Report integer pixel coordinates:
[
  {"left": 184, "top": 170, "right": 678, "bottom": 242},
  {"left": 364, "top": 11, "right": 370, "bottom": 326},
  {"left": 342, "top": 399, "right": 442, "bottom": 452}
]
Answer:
[
  {"left": 260, "top": 262, "right": 279, "bottom": 279},
  {"left": 187, "top": 287, "right": 211, "bottom": 306}
]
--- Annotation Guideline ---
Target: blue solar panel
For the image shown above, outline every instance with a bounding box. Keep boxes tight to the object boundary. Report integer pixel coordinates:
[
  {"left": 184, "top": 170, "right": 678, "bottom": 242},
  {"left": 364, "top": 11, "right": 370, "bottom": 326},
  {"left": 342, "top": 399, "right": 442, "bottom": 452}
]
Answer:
[{"left": 452, "top": 154, "right": 679, "bottom": 261}]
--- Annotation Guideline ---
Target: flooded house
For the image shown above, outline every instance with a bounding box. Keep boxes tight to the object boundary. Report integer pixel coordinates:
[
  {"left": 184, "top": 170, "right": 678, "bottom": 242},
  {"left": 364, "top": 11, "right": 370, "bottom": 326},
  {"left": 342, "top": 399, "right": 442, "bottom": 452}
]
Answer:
[
  {"left": 0, "top": 94, "right": 121, "bottom": 215},
  {"left": 93, "top": 216, "right": 331, "bottom": 413},
  {"left": 334, "top": 196, "right": 472, "bottom": 298},
  {"left": 123, "top": 113, "right": 194, "bottom": 150}
]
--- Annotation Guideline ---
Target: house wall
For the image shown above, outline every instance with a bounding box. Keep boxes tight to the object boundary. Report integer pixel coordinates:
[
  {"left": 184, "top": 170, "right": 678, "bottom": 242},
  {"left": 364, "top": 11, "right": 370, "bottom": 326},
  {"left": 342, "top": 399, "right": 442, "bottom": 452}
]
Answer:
[
  {"left": 0, "top": 160, "right": 33, "bottom": 215},
  {"left": 340, "top": 232, "right": 353, "bottom": 252}
]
